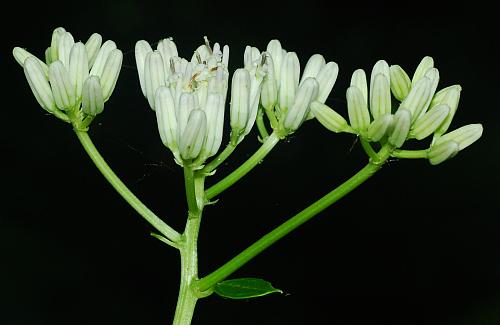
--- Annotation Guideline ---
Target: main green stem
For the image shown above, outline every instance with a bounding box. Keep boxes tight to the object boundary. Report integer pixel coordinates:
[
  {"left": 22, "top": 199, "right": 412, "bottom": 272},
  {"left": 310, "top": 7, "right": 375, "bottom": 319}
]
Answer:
[
  {"left": 205, "top": 132, "right": 280, "bottom": 200},
  {"left": 172, "top": 172, "right": 207, "bottom": 325},
  {"left": 74, "top": 130, "right": 181, "bottom": 243},
  {"left": 196, "top": 145, "right": 393, "bottom": 292}
]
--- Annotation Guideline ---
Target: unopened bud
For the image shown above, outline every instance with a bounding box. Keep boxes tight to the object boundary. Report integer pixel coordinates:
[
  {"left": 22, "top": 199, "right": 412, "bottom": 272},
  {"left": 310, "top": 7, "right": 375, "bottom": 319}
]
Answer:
[
  {"left": 388, "top": 108, "right": 411, "bottom": 148},
  {"left": 82, "top": 76, "right": 104, "bottom": 116}
]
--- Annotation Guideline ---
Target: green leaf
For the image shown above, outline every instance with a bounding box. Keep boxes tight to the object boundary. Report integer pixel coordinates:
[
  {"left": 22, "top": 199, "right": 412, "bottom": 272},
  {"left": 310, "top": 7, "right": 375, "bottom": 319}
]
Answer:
[{"left": 214, "top": 278, "right": 283, "bottom": 299}]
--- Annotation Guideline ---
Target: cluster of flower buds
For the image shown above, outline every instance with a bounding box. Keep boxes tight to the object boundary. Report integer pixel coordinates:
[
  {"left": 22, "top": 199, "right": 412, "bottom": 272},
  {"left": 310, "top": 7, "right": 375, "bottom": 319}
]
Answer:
[
  {"left": 229, "top": 45, "right": 268, "bottom": 144},
  {"left": 135, "top": 37, "right": 230, "bottom": 167},
  {"left": 312, "top": 57, "right": 482, "bottom": 165},
  {"left": 259, "top": 40, "right": 339, "bottom": 135},
  {"left": 13, "top": 27, "right": 123, "bottom": 129}
]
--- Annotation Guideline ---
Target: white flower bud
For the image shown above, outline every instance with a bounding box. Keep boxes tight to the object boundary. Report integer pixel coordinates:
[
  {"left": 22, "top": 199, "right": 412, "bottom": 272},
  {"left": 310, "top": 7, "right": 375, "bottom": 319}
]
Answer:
[
  {"left": 401, "top": 77, "right": 432, "bottom": 123},
  {"left": 100, "top": 49, "right": 123, "bottom": 101},
  {"left": 411, "top": 104, "right": 449, "bottom": 140},
  {"left": 50, "top": 27, "right": 66, "bottom": 63},
  {"left": 23, "top": 57, "right": 56, "bottom": 113},
  {"left": 49, "top": 60, "right": 76, "bottom": 111},
  {"left": 177, "top": 92, "right": 198, "bottom": 137},
  {"left": 369, "top": 73, "right": 391, "bottom": 119},
  {"left": 310, "top": 101, "right": 351, "bottom": 133},
  {"left": 350, "top": 69, "right": 367, "bottom": 104},
  {"left": 68, "top": 42, "right": 89, "bottom": 101},
  {"left": 222, "top": 45, "right": 229, "bottom": 67},
  {"left": 230, "top": 68, "right": 250, "bottom": 133},
  {"left": 283, "top": 78, "right": 319, "bottom": 132},
  {"left": 261, "top": 55, "right": 277, "bottom": 111},
  {"left": 154, "top": 86, "right": 178, "bottom": 151},
  {"left": 389, "top": 65, "right": 411, "bottom": 101},
  {"left": 370, "top": 60, "right": 390, "bottom": 100},
  {"left": 179, "top": 109, "right": 207, "bottom": 160},
  {"left": 315, "top": 61, "right": 339, "bottom": 104},
  {"left": 419, "top": 67, "right": 440, "bottom": 118},
  {"left": 347, "top": 86, "right": 370, "bottom": 133},
  {"left": 427, "top": 140, "right": 459, "bottom": 165},
  {"left": 85, "top": 33, "right": 103, "bottom": 68},
  {"left": 388, "top": 108, "right": 411, "bottom": 148},
  {"left": 434, "top": 124, "right": 483, "bottom": 151},
  {"left": 367, "top": 113, "right": 393, "bottom": 142},
  {"left": 144, "top": 51, "right": 166, "bottom": 110},
  {"left": 13, "top": 47, "right": 49, "bottom": 77},
  {"left": 266, "top": 40, "right": 284, "bottom": 80},
  {"left": 203, "top": 93, "right": 225, "bottom": 157},
  {"left": 89, "top": 40, "right": 117, "bottom": 78},
  {"left": 82, "top": 76, "right": 104, "bottom": 116},
  {"left": 244, "top": 46, "right": 260, "bottom": 68},
  {"left": 57, "top": 31, "right": 75, "bottom": 68},
  {"left": 279, "top": 52, "right": 300, "bottom": 110},
  {"left": 45, "top": 47, "right": 52, "bottom": 64},
  {"left": 135, "top": 40, "right": 153, "bottom": 97},
  {"left": 431, "top": 85, "right": 461, "bottom": 137},
  {"left": 412, "top": 56, "right": 434, "bottom": 84},
  {"left": 300, "top": 54, "right": 325, "bottom": 85}
]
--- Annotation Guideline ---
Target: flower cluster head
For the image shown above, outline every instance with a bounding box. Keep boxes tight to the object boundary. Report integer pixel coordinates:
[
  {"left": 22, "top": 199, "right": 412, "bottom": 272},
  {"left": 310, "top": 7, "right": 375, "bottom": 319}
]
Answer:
[
  {"left": 258, "top": 40, "right": 339, "bottom": 135},
  {"left": 135, "top": 37, "right": 230, "bottom": 167},
  {"left": 13, "top": 27, "right": 123, "bottom": 129},
  {"left": 312, "top": 56, "right": 483, "bottom": 165}
]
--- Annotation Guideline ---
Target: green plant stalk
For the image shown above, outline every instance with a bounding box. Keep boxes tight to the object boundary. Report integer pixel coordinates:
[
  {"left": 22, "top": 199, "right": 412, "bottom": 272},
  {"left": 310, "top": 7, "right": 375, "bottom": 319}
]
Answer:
[
  {"left": 199, "top": 143, "right": 236, "bottom": 175},
  {"left": 392, "top": 149, "right": 428, "bottom": 159},
  {"left": 205, "top": 131, "right": 280, "bottom": 200},
  {"left": 172, "top": 173, "right": 207, "bottom": 325},
  {"left": 196, "top": 145, "right": 393, "bottom": 292},
  {"left": 74, "top": 129, "right": 181, "bottom": 243},
  {"left": 256, "top": 109, "right": 270, "bottom": 141}
]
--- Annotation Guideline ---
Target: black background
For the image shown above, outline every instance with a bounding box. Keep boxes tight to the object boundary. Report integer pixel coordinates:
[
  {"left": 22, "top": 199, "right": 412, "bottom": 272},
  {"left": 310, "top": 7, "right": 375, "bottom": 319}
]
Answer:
[{"left": 2, "top": 1, "right": 499, "bottom": 324}]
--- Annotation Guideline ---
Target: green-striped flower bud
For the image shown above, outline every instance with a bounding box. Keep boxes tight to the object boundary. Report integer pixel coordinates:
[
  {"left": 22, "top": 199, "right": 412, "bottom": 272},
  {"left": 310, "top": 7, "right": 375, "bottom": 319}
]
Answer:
[
  {"left": 177, "top": 92, "right": 198, "bottom": 138},
  {"left": 68, "top": 42, "right": 89, "bottom": 101},
  {"left": 419, "top": 67, "right": 440, "bottom": 118},
  {"left": 431, "top": 85, "right": 461, "bottom": 137},
  {"left": 279, "top": 52, "right": 300, "bottom": 111},
  {"left": 411, "top": 104, "right": 449, "bottom": 140},
  {"left": 244, "top": 46, "right": 261, "bottom": 68},
  {"left": 401, "top": 77, "right": 432, "bottom": 123},
  {"left": 347, "top": 86, "right": 370, "bottom": 133},
  {"left": 283, "top": 78, "right": 318, "bottom": 132},
  {"left": 230, "top": 68, "right": 250, "bottom": 134},
  {"left": 23, "top": 57, "right": 56, "bottom": 113},
  {"left": 154, "top": 86, "right": 178, "bottom": 152},
  {"left": 427, "top": 140, "right": 459, "bottom": 165},
  {"left": 135, "top": 40, "right": 153, "bottom": 97},
  {"left": 412, "top": 56, "right": 434, "bottom": 84},
  {"left": 13, "top": 47, "right": 49, "bottom": 76},
  {"left": 50, "top": 27, "right": 66, "bottom": 63},
  {"left": 389, "top": 65, "right": 411, "bottom": 101},
  {"left": 144, "top": 51, "right": 166, "bottom": 110},
  {"left": 388, "top": 108, "right": 411, "bottom": 148},
  {"left": 49, "top": 60, "right": 76, "bottom": 111},
  {"left": 350, "top": 69, "right": 367, "bottom": 104},
  {"left": 370, "top": 60, "right": 389, "bottom": 99},
  {"left": 261, "top": 55, "right": 277, "bottom": 111},
  {"left": 100, "top": 49, "right": 123, "bottom": 101},
  {"left": 85, "top": 33, "right": 103, "bottom": 68},
  {"left": 370, "top": 73, "right": 391, "bottom": 119},
  {"left": 82, "top": 76, "right": 104, "bottom": 116},
  {"left": 57, "top": 32, "right": 75, "bottom": 68},
  {"left": 434, "top": 124, "right": 483, "bottom": 151},
  {"left": 266, "top": 39, "right": 284, "bottom": 80},
  {"left": 300, "top": 54, "right": 325, "bottom": 85},
  {"left": 157, "top": 38, "right": 178, "bottom": 78},
  {"left": 45, "top": 47, "right": 52, "bottom": 65},
  {"left": 89, "top": 40, "right": 117, "bottom": 78},
  {"left": 316, "top": 61, "right": 339, "bottom": 104},
  {"left": 203, "top": 93, "right": 225, "bottom": 157},
  {"left": 367, "top": 113, "right": 393, "bottom": 142},
  {"left": 179, "top": 109, "right": 207, "bottom": 160},
  {"left": 310, "top": 101, "right": 352, "bottom": 133}
]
